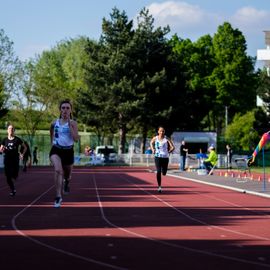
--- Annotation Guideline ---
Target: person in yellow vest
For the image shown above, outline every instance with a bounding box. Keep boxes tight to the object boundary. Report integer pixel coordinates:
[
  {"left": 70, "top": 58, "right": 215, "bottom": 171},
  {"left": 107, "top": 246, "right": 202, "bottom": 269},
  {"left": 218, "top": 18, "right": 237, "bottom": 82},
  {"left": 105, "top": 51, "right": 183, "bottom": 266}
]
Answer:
[{"left": 203, "top": 145, "right": 218, "bottom": 174}]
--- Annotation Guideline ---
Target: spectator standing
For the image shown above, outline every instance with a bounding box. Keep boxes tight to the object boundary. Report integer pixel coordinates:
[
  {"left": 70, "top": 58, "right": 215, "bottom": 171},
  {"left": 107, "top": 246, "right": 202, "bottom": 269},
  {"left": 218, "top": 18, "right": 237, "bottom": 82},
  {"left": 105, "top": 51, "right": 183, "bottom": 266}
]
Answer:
[
  {"left": 226, "top": 144, "right": 233, "bottom": 170},
  {"left": 33, "top": 146, "right": 38, "bottom": 165},
  {"left": 179, "top": 140, "right": 188, "bottom": 171}
]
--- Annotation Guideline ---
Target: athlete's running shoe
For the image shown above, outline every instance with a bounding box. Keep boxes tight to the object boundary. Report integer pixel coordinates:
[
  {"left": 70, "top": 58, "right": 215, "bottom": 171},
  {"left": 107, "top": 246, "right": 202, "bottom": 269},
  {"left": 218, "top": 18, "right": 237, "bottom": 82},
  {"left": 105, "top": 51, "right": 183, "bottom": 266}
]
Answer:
[
  {"left": 54, "top": 197, "right": 62, "bottom": 208},
  {"left": 10, "top": 190, "right": 16, "bottom": 197},
  {"left": 158, "top": 186, "right": 162, "bottom": 193}
]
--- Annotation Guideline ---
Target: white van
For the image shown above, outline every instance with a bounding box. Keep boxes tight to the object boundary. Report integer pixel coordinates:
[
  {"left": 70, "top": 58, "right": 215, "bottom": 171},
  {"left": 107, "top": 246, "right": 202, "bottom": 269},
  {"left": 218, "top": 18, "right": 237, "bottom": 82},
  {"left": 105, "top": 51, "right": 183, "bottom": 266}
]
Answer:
[{"left": 95, "top": 145, "right": 117, "bottom": 162}]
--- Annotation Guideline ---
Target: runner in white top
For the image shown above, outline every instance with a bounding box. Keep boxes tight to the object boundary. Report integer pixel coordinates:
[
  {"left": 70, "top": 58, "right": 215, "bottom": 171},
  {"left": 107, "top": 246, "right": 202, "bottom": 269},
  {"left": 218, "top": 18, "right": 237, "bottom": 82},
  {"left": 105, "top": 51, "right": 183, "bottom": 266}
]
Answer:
[
  {"left": 52, "top": 119, "right": 74, "bottom": 147},
  {"left": 150, "top": 126, "right": 175, "bottom": 193},
  {"left": 154, "top": 135, "right": 170, "bottom": 158},
  {"left": 49, "top": 99, "right": 79, "bottom": 208}
]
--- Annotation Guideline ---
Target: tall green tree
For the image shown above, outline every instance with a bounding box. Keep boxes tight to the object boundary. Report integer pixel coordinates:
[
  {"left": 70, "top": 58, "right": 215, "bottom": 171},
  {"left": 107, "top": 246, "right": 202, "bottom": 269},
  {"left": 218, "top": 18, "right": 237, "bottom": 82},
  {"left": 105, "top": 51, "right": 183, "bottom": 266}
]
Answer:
[
  {"left": 256, "top": 68, "right": 270, "bottom": 114},
  {"left": 210, "top": 22, "right": 257, "bottom": 134},
  {"left": 80, "top": 8, "right": 178, "bottom": 152},
  {"left": 170, "top": 34, "right": 217, "bottom": 131},
  {"left": 76, "top": 39, "right": 116, "bottom": 144},
  {"left": 225, "top": 110, "right": 259, "bottom": 152},
  {"left": 33, "top": 38, "right": 88, "bottom": 119},
  {"left": 9, "top": 60, "right": 49, "bottom": 147},
  {"left": 129, "top": 8, "right": 175, "bottom": 150},
  {"left": 0, "top": 29, "right": 20, "bottom": 120},
  {"left": 82, "top": 8, "right": 137, "bottom": 153}
]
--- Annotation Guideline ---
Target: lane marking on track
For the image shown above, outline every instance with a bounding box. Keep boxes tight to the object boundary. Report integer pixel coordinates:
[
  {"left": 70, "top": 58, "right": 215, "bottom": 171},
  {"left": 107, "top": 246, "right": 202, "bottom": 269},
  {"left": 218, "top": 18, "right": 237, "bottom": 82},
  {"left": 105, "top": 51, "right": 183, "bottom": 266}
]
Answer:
[
  {"left": 8, "top": 169, "right": 270, "bottom": 269},
  {"left": 11, "top": 184, "right": 128, "bottom": 270},
  {"left": 134, "top": 173, "right": 270, "bottom": 241},
  {"left": 92, "top": 173, "right": 270, "bottom": 268}
]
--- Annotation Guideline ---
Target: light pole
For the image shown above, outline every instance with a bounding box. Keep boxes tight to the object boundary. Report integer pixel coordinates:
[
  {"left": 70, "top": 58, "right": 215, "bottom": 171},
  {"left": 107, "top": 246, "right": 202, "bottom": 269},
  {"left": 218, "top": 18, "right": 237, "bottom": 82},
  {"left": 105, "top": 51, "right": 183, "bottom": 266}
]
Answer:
[{"left": 225, "top": 105, "right": 228, "bottom": 130}]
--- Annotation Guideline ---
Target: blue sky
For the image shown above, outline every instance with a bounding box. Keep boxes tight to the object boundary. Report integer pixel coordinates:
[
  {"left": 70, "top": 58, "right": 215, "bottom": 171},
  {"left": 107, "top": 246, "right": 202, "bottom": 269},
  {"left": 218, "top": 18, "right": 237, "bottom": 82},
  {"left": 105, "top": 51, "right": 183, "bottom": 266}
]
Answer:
[{"left": 1, "top": 0, "right": 270, "bottom": 64}]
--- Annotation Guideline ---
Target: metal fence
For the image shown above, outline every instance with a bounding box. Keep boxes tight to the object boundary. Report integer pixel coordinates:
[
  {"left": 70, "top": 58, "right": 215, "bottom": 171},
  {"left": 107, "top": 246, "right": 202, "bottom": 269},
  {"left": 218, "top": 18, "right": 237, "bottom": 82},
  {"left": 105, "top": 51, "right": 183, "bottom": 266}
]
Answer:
[{"left": 73, "top": 153, "right": 249, "bottom": 169}]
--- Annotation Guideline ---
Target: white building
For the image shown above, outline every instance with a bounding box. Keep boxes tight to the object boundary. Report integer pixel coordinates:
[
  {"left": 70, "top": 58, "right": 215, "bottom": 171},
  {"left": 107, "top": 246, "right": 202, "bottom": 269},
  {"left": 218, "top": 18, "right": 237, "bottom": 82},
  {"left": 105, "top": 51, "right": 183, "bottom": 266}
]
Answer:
[
  {"left": 171, "top": 131, "right": 217, "bottom": 154},
  {"left": 257, "top": 31, "right": 270, "bottom": 76},
  {"left": 257, "top": 31, "right": 270, "bottom": 109}
]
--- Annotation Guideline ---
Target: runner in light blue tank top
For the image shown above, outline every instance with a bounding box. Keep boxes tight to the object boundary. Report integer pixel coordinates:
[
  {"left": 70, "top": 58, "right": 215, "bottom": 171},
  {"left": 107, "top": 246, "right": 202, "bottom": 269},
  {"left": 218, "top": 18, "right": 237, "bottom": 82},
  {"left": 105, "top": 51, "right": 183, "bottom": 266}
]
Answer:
[
  {"left": 154, "top": 135, "right": 170, "bottom": 158},
  {"left": 150, "top": 126, "right": 175, "bottom": 193},
  {"left": 49, "top": 99, "right": 80, "bottom": 208},
  {"left": 53, "top": 119, "right": 74, "bottom": 148}
]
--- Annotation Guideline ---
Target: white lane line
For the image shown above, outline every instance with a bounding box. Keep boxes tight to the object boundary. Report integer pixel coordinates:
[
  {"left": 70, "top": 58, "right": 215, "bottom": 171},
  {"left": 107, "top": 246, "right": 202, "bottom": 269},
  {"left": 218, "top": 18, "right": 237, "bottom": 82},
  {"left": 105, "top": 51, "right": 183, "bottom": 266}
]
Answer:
[
  {"left": 11, "top": 184, "right": 128, "bottom": 270},
  {"left": 132, "top": 174, "right": 270, "bottom": 241},
  {"left": 92, "top": 173, "right": 270, "bottom": 268}
]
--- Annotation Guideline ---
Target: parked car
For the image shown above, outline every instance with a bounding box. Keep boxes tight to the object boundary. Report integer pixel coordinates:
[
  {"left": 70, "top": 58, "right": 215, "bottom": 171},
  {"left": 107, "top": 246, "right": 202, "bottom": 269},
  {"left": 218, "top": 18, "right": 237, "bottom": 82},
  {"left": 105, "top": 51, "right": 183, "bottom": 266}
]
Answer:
[{"left": 95, "top": 145, "right": 117, "bottom": 162}]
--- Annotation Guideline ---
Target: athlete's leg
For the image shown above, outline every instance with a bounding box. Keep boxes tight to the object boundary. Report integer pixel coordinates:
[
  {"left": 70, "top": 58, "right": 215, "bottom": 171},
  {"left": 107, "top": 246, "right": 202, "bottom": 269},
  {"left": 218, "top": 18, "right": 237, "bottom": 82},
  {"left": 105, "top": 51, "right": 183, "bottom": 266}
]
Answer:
[
  {"left": 154, "top": 157, "right": 162, "bottom": 187},
  {"left": 63, "top": 164, "right": 72, "bottom": 180},
  {"left": 50, "top": 154, "right": 63, "bottom": 198},
  {"left": 63, "top": 164, "right": 73, "bottom": 193},
  {"left": 5, "top": 161, "right": 16, "bottom": 195},
  {"left": 161, "top": 158, "right": 169, "bottom": 176}
]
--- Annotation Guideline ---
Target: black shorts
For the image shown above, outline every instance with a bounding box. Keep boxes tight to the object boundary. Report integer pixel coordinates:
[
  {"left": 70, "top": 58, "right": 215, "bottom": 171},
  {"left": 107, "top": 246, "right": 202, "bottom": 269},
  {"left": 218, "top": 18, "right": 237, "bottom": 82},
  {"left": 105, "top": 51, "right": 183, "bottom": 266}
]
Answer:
[
  {"left": 155, "top": 157, "right": 169, "bottom": 175},
  {"left": 4, "top": 157, "right": 20, "bottom": 179},
  {"left": 49, "top": 145, "right": 74, "bottom": 166}
]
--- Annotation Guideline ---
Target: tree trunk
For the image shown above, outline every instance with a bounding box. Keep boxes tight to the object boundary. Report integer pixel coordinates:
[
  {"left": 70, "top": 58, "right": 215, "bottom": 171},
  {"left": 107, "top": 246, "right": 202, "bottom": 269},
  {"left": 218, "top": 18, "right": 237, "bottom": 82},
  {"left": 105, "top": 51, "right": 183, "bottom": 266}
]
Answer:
[
  {"left": 118, "top": 126, "right": 126, "bottom": 154},
  {"left": 118, "top": 113, "right": 126, "bottom": 154},
  {"left": 140, "top": 127, "right": 148, "bottom": 153}
]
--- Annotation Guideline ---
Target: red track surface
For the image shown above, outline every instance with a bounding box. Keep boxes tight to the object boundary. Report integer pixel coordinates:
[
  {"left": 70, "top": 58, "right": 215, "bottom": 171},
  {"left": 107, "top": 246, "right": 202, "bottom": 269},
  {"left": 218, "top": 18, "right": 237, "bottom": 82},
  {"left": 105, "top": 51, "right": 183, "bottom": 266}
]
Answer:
[{"left": 1, "top": 166, "right": 270, "bottom": 270}]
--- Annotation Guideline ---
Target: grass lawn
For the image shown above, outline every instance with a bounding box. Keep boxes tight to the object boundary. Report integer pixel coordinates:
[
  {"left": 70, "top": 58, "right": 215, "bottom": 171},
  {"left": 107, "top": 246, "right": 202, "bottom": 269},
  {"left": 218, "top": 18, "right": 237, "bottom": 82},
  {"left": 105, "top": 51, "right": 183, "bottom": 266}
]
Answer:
[{"left": 250, "top": 167, "right": 270, "bottom": 173}]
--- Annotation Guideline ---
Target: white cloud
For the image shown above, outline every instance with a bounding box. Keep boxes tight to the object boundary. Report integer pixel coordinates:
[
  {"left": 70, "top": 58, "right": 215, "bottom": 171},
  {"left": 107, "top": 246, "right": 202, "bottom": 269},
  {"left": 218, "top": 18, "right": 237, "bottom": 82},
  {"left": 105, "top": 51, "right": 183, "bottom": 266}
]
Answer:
[
  {"left": 143, "top": 1, "right": 270, "bottom": 57},
  {"left": 231, "top": 6, "right": 270, "bottom": 32},
  {"left": 146, "top": 1, "right": 222, "bottom": 38},
  {"left": 230, "top": 7, "right": 270, "bottom": 56},
  {"left": 148, "top": 1, "right": 204, "bottom": 25}
]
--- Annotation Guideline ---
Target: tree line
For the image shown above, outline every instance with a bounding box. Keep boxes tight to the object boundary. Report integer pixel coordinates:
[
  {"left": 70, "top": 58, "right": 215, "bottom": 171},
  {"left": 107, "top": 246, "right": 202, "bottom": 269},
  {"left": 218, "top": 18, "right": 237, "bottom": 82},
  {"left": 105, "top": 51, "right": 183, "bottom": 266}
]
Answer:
[{"left": 0, "top": 7, "right": 270, "bottom": 153}]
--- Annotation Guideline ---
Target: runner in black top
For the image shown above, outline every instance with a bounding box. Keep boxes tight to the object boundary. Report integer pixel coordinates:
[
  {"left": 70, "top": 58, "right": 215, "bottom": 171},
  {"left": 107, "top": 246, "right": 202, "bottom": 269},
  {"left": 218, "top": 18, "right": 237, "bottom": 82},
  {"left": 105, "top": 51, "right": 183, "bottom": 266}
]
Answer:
[{"left": 0, "top": 124, "right": 26, "bottom": 196}]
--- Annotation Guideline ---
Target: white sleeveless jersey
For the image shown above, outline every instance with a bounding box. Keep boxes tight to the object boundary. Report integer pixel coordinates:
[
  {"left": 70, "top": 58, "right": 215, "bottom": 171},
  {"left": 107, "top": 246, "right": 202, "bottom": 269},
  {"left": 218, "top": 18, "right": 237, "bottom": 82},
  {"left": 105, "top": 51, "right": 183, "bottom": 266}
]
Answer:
[
  {"left": 154, "top": 136, "right": 169, "bottom": 158},
  {"left": 53, "top": 119, "right": 74, "bottom": 147}
]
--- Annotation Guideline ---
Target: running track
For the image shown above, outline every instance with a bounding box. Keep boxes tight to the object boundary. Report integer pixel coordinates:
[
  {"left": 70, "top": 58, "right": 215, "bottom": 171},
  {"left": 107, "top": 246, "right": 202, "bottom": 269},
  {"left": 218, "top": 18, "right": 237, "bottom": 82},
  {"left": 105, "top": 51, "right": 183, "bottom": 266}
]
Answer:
[{"left": 1, "top": 166, "right": 270, "bottom": 270}]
